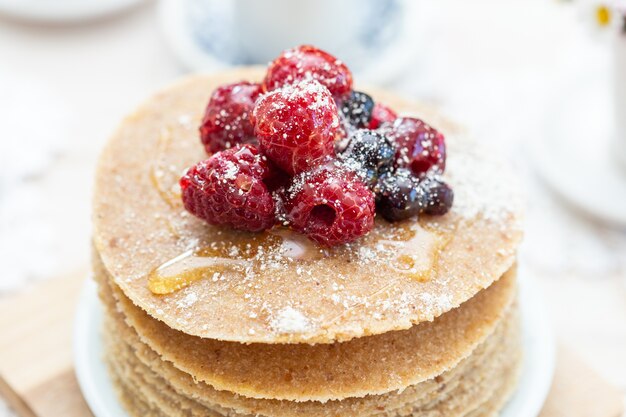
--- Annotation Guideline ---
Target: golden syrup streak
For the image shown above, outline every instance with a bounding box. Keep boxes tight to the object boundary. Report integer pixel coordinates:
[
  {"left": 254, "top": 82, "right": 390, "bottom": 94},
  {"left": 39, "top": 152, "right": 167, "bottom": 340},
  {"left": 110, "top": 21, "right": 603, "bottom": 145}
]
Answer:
[
  {"left": 148, "top": 250, "right": 248, "bottom": 295},
  {"left": 150, "top": 168, "right": 181, "bottom": 209},
  {"left": 146, "top": 230, "right": 319, "bottom": 295},
  {"left": 150, "top": 127, "right": 182, "bottom": 209},
  {"left": 382, "top": 226, "right": 451, "bottom": 282}
]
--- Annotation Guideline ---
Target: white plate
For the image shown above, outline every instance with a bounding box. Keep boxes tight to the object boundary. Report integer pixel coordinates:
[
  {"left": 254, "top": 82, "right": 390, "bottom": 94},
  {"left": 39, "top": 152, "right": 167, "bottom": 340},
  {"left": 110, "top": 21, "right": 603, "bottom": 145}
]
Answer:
[
  {"left": 0, "top": 0, "right": 144, "bottom": 22},
  {"left": 74, "top": 269, "right": 555, "bottom": 417}
]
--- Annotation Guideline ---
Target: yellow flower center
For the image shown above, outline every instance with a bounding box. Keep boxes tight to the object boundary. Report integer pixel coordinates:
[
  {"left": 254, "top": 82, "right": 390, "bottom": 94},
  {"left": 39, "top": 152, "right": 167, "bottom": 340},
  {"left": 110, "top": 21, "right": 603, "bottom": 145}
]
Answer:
[{"left": 596, "top": 5, "right": 612, "bottom": 27}]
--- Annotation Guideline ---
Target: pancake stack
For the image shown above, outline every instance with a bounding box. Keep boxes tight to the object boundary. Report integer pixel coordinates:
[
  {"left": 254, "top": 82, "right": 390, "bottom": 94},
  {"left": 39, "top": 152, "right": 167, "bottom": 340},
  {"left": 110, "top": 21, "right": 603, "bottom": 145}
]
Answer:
[{"left": 92, "top": 68, "right": 524, "bottom": 417}]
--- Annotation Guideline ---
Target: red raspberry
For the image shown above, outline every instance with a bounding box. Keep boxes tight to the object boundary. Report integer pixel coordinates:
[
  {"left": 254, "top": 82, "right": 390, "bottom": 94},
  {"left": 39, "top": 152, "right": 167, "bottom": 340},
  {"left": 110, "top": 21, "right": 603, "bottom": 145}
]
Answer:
[
  {"left": 390, "top": 117, "right": 446, "bottom": 176},
  {"left": 199, "top": 82, "right": 263, "bottom": 154},
  {"left": 264, "top": 45, "right": 353, "bottom": 98},
  {"left": 283, "top": 166, "right": 375, "bottom": 246},
  {"left": 180, "top": 145, "right": 276, "bottom": 232},
  {"left": 368, "top": 103, "right": 398, "bottom": 129},
  {"left": 253, "top": 80, "right": 339, "bottom": 175}
]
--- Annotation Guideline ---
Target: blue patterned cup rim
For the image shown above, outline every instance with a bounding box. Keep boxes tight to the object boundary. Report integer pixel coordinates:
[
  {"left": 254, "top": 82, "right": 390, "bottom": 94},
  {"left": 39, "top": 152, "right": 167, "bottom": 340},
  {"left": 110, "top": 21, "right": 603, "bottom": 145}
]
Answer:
[{"left": 158, "top": 0, "right": 425, "bottom": 84}]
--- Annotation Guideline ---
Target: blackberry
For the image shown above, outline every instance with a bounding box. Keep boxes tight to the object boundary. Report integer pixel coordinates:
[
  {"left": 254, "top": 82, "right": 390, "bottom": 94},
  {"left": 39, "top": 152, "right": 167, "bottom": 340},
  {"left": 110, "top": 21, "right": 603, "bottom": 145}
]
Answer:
[
  {"left": 339, "top": 130, "right": 395, "bottom": 186},
  {"left": 419, "top": 177, "right": 454, "bottom": 215},
  {"left": 340, "top": 91, "right": 374, "bottom": 128},
  {"left": 375, "top": 169, "right": 423, "bottom": 222}
]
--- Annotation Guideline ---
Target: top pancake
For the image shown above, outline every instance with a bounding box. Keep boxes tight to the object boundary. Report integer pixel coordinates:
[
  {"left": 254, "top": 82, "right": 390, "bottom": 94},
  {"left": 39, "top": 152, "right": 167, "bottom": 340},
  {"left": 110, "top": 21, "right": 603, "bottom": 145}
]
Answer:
[{"left": 92, "top": 68, "right": 523, "bottom": 344}]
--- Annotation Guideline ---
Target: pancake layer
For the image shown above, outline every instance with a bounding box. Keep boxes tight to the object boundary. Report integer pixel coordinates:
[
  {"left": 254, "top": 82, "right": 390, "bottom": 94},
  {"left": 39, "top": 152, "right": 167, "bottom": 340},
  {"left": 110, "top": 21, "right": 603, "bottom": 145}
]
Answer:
[
  {"left": 92, "top": 69, "right": 525, "bottom": 416},
  {"left": 92, "top": 69, "right": 524, "bottom": 344},
  {"left": 94, "top": 251, "right": 517, "bottom": 402},
  {"left": 99, "top": 273, "right": 521, "bottom": 417},
  {"left": 95, "top": 251, "right": 522, "bottom": 416}
]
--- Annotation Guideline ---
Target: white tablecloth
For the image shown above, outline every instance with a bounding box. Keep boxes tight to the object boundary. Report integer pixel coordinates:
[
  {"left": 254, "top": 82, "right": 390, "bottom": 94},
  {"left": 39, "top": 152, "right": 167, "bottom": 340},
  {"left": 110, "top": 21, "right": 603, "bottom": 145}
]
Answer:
[{"left": 0, "top": 1, "right": 624, "bottom": 416}]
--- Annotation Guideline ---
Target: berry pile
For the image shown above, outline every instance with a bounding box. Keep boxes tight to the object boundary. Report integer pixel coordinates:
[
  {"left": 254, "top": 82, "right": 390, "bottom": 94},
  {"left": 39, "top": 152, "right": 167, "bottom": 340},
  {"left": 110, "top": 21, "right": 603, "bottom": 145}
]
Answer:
[{"left": 180, "top": 45, "right": 454, "bottom": 246}]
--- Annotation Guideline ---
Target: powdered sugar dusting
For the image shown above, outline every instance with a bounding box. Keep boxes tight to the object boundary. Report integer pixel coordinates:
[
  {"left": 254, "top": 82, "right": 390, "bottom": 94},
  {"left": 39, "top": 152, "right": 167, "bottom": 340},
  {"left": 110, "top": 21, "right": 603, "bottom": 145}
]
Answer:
[
  {"left": 418, "top": 292, "right": 453, "bottom": 315},
  {"left": 176, "top": 291, "right": 198, "bottom": 308},
  {"left": 255, "top": 79, "right": 339, "bottom": 121},
  {"left": 446, "top": 137, "right": 523, "bottom": 225},
  {"left": 270, "top": 306, "right": 312, "bottom": 334}
]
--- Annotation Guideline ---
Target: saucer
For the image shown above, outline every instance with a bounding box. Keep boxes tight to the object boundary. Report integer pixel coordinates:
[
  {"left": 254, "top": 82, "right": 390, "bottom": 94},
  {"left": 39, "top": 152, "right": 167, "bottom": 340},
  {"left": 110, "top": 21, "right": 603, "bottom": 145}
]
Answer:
[
  {"left": 157, "top": 0, "right": 424, "bottom": 85},
  {"left": 528, "top": 70, "right": 626, "bottom": 227},
  {"left": 0, "top": 0, "right": 144, "bottom": 22},
  {"left": 74, "top": 268, "right": 555, "bottom": 417}
]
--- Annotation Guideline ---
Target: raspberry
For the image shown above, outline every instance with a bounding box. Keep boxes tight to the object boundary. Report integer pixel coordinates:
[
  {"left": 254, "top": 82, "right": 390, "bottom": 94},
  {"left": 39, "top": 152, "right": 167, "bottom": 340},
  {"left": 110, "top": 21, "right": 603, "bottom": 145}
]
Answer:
[
  {"left": 284, "top": 166, "right": 375, "bottom": 246},
  {"left": 390, "top": 117, "right": 446, "bottom": 176},
  {"left": 253, "top": 80, "right": 339, "bottom": 175},
  {"left": 199, "top": 82, "right": 263, "bottom": 154},
  {"left": 180, "top": 145, "right": 276, "bottom": 232},
  {"left": 369, "top": 103, "right": 397, "bottom": 129},
  {"left": 264, "top": 45, "right": 353, "bottom": 98}
]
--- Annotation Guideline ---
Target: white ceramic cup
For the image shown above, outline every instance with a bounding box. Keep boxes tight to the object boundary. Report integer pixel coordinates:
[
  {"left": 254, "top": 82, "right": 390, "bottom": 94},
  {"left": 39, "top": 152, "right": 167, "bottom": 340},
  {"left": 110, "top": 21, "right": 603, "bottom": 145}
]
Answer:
[
  {"left": 613, "top": 33, "right": 626, "bottom": 172},
  {"left": 232, "top": 0, "right": 382, "bottom": 64}
]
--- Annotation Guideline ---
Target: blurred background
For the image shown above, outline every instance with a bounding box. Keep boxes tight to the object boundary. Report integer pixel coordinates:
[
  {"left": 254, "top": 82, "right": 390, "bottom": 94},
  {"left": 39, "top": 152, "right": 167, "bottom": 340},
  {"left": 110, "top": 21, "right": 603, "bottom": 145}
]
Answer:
[{"left": 0, "top": 0, "right": 625, "bottom": 415}]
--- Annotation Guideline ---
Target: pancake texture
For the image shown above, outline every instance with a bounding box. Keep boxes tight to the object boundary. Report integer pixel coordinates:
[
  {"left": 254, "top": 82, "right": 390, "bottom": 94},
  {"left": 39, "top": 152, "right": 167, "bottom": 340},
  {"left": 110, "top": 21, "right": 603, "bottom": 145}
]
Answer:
[
  {"left": 92, "top": 68, "right": 523, "bottom": 344},
  {"left": 91, "top": 68, "right": 525, "bottom": 416},
  {"left": 100, "top": 279, "right": 522, "bottom": 417},
  {"left": 94, "top": 251, "right": 517, "bottom": 401}
]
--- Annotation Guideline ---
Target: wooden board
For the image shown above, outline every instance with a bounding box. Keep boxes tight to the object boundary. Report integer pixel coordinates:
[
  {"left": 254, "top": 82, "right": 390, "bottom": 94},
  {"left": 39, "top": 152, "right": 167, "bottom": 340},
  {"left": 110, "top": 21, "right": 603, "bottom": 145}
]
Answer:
[
  {"left": 0, "top": 270, "right": 92, "bottom": 417},
  {"left": 0, "top": 272, "right": 623, "bottom": 417}
]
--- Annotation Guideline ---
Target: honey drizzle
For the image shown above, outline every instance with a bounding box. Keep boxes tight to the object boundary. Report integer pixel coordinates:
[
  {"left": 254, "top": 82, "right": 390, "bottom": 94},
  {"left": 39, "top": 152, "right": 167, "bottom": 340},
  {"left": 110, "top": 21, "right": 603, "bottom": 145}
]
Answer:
[
  {"left": 379, "top": 222, "right": 450, "bottom": 282},
  {"left": 148, "top": 249, "right": 248, "bottom": 295},
  {"left": 147, "top": 231, "right": 321, "bottom": 295},
  {"left": 147, "top": 223, "right": 450, "bottom": 295},
  {"left": 150, "top": 127, "right": 182, "bottom": 209}
]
